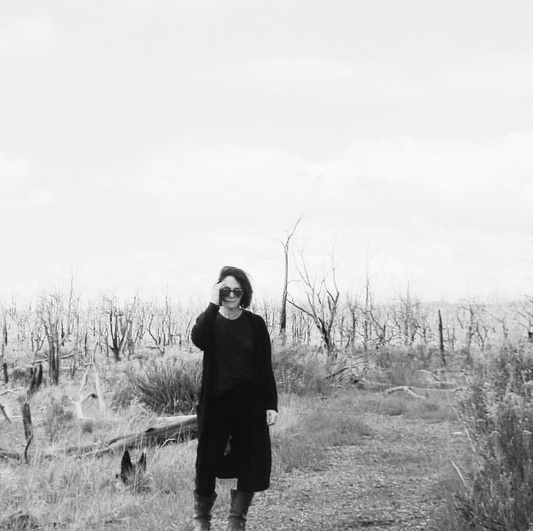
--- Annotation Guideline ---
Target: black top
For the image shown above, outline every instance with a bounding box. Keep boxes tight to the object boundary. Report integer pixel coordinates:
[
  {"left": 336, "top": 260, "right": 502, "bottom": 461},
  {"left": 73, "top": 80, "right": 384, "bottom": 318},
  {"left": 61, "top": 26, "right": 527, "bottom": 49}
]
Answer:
[{"left": 213, "top": 312, "right": 254, "bottom": 395}]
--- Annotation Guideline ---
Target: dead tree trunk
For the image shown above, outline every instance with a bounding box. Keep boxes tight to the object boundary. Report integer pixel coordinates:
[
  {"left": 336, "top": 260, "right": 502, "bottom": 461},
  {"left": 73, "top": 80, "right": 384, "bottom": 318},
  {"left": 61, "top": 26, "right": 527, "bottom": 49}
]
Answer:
[
  {"left": 22, "top": 402, "right": 33, "bottom": 441},
  {"left": 438, "top": 309, "right": 446, "bottom": 367},
  {"left": 1, "top": 318, "right": 7, "bottom": 358},
  {"left": 279, "top": 217, "right": 302, "bottom": 343},
  {"left": 45, "top": 322, "right": 61, "bottom": 385},
  {"left": 28, "top": 363, "right": 43, "bottom": 396},
  {"left": 21, "top": 401, "right": 34, "bottom": 462}
]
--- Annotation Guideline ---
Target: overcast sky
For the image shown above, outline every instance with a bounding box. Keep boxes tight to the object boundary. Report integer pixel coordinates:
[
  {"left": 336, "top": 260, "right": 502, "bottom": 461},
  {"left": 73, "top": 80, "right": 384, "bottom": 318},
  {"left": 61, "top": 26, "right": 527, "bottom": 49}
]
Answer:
[{"left": 1, "top": 0, "right": 533, "bottom": 304}]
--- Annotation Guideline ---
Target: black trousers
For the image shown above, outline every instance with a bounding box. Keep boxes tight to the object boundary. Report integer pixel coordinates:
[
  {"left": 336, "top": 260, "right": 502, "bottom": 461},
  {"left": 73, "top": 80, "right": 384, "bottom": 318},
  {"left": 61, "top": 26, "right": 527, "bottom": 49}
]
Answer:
[{"left": 195, "top": 382, "right": 255, "bottom": 497}]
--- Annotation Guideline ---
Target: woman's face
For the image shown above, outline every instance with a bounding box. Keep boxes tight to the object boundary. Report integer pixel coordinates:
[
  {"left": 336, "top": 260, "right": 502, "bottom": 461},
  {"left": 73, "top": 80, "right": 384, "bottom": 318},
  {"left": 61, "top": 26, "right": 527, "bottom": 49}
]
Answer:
[{"left": 220, "top": 275, "right": 243, "bottom": 309}]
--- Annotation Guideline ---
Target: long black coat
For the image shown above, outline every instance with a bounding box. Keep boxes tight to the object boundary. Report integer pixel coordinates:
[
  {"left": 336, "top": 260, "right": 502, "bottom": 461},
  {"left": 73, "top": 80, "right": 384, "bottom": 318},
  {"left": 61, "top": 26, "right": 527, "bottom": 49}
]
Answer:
[{"left": 191, "top": 303, "right": 278, "bottom": 492}]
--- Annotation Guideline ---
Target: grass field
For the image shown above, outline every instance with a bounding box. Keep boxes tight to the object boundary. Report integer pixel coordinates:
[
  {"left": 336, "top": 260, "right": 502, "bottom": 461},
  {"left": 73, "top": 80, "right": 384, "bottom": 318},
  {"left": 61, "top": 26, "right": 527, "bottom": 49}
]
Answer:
[
  {"left": 2, "top": 342, "right": 533, "bottom": 530},
  {"left": 1, "top": 369, "right": 467, "bottom": 530}
]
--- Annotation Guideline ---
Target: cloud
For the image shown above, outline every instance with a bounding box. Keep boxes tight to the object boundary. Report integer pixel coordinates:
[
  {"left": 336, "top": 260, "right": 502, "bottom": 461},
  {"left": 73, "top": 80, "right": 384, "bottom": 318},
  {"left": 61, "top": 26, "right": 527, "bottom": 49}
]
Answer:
[
  {"left": 357, "top": 50, "right": 533, "bottom": 101},
  {"left": 435, "top": 51, "right": 533, "bottom": 96},
  {"left": 88, "top": 0, "right": 247, "bottom": 17},
  {"left": 162, "top": 134, "right": 531, "bottom": 299},
  {"left": 193, "top": 49, "right": 533, "bottom": 103},
  {"left": 0, "top": 152, "right": 30, "bottom": 185},
  {"left": 0, "top": 15, "right": 63, "bottom": 61},
  {"left": 0, "top": 152, "right": 56, "bottom": 210},
  {"left": 302, "top": 134, "right": 533, "bottom": 299},
  {"left": 116, "top": 142, "right": 307, "bottom": 221},
  {"left": 217, "top": 56, "right": 360, "bottom": 84},
  {"left": 194, "top": 56, "right": 403, "bottom": 94},
  {"left": 10, "top": 133, "right": 531, "bottom": 302},
  {"left": 306, "top": 133, "right": 533, "bottom": 219},
  {"left": 369, "top": 50, "right": 533, "bottom": 100},
  {"left": 111, "top": 134, "right": 533, "bottom": 235}
]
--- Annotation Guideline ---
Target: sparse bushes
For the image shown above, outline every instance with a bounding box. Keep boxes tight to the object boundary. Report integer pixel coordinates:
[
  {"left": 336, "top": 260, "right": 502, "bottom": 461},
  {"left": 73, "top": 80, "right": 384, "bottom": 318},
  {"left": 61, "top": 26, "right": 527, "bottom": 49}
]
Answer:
[
  {"left": 451, "top": 344, "right": 533, "bottom": 530},
  {"left": 271, "top": 393, "right": 374, "bottom": 473},
  {"left": 109, "top": 375, "right": 138, "bottom": 410},
  {"left": 373, "top": 346, "right": 438, "bottom": 387},
  {"left": 303, "top": 394, "right": 375, "bottom": 446},
  {"left": 124, "top": 357, "right": 201, "bottom": 415},
  {"left": 40, "top": 391, "right": 75, "bottom": 443},
  {"left": 273, "top": 346, "right": 332, "bottom": 396}
]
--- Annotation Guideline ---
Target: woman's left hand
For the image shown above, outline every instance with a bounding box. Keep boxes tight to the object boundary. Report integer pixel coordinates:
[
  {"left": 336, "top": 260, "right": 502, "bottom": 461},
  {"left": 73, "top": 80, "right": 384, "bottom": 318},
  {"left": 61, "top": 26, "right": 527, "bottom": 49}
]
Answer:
[{"left": 266, "top": 409, "right": 278, "bottom": 426}]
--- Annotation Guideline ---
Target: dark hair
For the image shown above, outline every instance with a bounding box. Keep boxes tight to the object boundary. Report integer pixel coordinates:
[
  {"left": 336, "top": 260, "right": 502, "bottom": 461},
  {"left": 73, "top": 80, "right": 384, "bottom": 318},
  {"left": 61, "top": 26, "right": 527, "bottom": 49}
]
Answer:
[{"left": 217, "top": 266, "right": 253, "bottom": 309}]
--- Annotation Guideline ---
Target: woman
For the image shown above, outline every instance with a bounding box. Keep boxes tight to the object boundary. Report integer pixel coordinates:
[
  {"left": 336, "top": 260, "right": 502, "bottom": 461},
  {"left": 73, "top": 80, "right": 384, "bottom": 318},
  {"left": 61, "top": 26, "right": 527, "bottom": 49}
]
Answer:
[{"left": 190, "top": 266, "right": 278, "bottom": 531}]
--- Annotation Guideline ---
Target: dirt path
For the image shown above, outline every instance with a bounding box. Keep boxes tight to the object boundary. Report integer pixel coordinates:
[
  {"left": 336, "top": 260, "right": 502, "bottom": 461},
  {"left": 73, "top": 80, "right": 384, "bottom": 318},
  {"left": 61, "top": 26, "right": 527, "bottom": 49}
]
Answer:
[{"left": 213, "top": 413, "right": 465, "bottom": 530}]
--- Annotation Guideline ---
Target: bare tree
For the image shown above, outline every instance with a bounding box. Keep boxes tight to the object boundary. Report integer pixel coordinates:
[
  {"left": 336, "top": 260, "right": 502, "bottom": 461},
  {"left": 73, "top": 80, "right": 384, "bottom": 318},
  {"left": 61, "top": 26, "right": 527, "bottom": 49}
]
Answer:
[
  {"left": 360, "top": 253, "right": 380, "bottom": 351},
  {"left": 277, "top": 217, "right": 302, "bottom": 343},
  {"left": 289, "top": 306, "right": 313, "bottom": 345},
  {"left": 288, "top": 248, "right": 341, "bottom": 360},
  {"left": 0, "top": 305, "right": 7, "bottom": 359},
  {"left": 29, "top": 313, "right": 46, "bottom": 360},
  {"left": 484, "top": 307, "right": 509, "bottom": 342},
  {"left": 101, "top": 295, "right": 138, "bottom": 362},
  {"left": 38, "top": 289, "right": 67, "bottom": 385},
  {"left": 345, "top": 249, "right": 386, "bottom": 351},
  {"left": 390, "top": 276, "right": 423, "bottom": 347},
  {"left": 369, "top": 305, "right": 391, "bottom": 348},
  {"left": 343, "top": 294, "right": 360, "bottom": 349},
  {"left": 457, "top": 298, "right": 485, "bottom": 364},
  {"left": 254, "top": 298, "right": 278, "bottom": 336},
  {"left": 147, "top": 300, "right": 167, "bottom": 355},
  {"left": 438, "top": 309, "right": 446, "bottom": 366},
  {"left": 146, "top": 293, "right": 194, "bottom": 355},
  {"left": 175, "top": 297, "right": 199, "bottom": 349},
  {"left": 513, "top": 297, "right": 533, "bottom": 342},
  {"left": 126, "top": 298, "right": 146, "bottom": 358}
]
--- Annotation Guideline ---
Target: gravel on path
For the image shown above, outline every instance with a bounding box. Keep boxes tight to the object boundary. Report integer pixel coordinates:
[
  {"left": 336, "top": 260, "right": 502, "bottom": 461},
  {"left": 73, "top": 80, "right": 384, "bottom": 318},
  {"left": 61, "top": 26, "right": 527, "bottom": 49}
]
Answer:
[{"left": 211, "top": 413, "right": 465, "bottom": 531}]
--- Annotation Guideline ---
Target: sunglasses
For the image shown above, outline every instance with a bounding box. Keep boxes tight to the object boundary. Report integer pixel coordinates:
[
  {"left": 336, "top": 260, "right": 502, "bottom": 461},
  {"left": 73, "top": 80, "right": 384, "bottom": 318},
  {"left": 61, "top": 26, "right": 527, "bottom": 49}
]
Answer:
[{"left": 220, "top": 287, "right": 244, "bottom": 298}]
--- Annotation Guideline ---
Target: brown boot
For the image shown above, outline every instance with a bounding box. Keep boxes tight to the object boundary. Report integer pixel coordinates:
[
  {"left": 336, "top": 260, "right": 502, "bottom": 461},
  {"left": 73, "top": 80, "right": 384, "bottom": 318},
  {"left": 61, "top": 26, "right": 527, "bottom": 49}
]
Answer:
[
  {"left": 226, "top": 489, "right": 254, "bottom": 530},
  {"left": 193, "top": 491, "right": 217, "bottom": 531}
]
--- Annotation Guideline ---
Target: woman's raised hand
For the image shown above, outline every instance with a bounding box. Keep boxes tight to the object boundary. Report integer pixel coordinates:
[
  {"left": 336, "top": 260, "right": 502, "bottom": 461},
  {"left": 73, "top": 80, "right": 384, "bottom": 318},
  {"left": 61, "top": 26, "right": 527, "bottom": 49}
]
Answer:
[{"left": 210, "top": 281, "right": 225, "bottom": 306}]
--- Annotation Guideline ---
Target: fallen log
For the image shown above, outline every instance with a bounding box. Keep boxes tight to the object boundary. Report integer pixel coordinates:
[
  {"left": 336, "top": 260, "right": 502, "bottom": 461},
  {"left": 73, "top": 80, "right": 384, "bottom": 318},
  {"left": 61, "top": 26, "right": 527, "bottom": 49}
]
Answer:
[
  {"left": 386, "top": 386, "right": 426, "bottom": 400},
  {"left": 0, "top": 415, "right": 198, "bottom": 461},
  {"left": 323, "top": 364, "right": 364, "bottom": 382},
  {"left": 0, "top": 387, "right": 24, "bottom": 396},
  {"left": 0, "top": 446, "right": 21, "bottom": 460},
  {"left": 356, "top": 379, "right": 390, "bottom": 390},
  {"left": 88, "top": 415, "right": 198, "bottom": 456}
]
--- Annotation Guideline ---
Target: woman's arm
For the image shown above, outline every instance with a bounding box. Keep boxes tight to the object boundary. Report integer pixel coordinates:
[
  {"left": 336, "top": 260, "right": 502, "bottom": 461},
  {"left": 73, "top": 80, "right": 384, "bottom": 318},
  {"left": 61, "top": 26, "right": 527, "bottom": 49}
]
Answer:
[
  {"left": 190, "top": 303, "right": 220, "bottom": 351},
  {"left": 190, "top": 282, "right": 225, "bottom": 350},
  {"left": 258, "top": 316, "right": 278, "bottom": 412}
]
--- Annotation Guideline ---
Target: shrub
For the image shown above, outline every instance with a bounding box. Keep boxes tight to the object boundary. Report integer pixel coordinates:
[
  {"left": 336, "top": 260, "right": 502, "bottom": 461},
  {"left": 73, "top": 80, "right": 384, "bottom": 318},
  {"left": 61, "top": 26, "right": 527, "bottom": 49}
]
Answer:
[
  {"left": 109, "top": 375, "right": 138, "bottom": 410},
  {"left": 272, "top": 346, "right": 331, "bottom": 396},
  {"left": 125, "top": 357, "right": 201, "bottom": 415},
  {"left": 40, "top": 391, "right": 74, "bottom": 443},
  {"left": 452, "top": 344, "right": 533, "bottom": 530},
  {"left": 372, "top": 345, "right": 452, "bottom": 387},
  {"left": 372, "top": 347, "right": 425, "bottom": 387}
]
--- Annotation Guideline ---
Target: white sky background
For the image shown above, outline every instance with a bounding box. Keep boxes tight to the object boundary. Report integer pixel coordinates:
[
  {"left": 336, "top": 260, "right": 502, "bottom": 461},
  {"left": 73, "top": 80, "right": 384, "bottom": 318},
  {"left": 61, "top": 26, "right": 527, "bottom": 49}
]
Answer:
[{"left": 1, "top": 0, "right": 533, "bottom": 304}]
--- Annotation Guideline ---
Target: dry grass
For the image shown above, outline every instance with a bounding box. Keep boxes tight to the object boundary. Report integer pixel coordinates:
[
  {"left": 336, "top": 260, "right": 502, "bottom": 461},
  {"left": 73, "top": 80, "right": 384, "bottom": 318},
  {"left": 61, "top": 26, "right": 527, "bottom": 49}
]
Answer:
[
  {"left": 1, "top": 414, "right": 198, "bottom": 530},
  {"left": 1, "top": 352, "right": 465, "bottom": 530}
]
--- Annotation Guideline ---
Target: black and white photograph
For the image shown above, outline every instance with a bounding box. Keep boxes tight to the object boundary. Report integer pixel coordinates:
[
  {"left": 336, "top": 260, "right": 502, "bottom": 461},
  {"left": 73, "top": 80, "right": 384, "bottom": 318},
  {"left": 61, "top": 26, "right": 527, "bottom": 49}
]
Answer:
[{"left": 1, "top": 1, "right": 533, "bottom": 530}]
